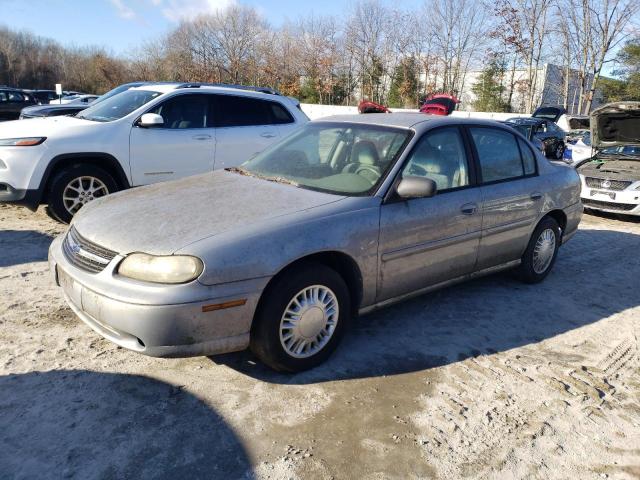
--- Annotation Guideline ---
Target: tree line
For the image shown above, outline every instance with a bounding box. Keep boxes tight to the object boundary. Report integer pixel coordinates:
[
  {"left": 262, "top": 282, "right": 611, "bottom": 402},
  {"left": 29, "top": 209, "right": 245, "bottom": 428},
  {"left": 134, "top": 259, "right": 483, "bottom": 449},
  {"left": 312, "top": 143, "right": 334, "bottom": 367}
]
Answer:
[{"left": 0, "top": 0, "right": 638, "bottom": 113}]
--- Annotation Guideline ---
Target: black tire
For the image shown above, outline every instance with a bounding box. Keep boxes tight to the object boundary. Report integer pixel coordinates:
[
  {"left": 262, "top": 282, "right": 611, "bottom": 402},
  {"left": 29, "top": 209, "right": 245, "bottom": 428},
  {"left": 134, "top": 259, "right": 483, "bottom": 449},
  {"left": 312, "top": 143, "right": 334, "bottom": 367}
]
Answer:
[
  {"left": 515, "top": 216, "right": 561, "bottom": 284},
  {"left": 250, "top": 262, "right": 351, "bottom": 372},
  {"left": 553, "top": 142, "right": 565, "bottom": 160},
  {"left": 45, "top": 164, "right": 119, "bottom": 223}
]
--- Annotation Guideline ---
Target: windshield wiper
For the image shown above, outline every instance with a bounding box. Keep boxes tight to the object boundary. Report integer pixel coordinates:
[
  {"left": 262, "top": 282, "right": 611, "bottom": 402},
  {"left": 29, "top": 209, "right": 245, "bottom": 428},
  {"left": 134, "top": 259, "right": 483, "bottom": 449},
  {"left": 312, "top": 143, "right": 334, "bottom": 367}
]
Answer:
[
  {"left": 225, "top": 167, "right": 299, "bottom": 186},
  {"left": 225, "top": 166, "right": 256, "bottom": 177}
]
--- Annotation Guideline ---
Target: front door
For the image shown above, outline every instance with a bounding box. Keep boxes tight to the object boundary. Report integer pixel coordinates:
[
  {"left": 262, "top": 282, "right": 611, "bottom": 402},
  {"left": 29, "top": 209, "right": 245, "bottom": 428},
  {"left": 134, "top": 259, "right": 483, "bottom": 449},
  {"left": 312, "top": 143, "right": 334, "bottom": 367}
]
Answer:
[
  {"left": 129, "top": 93, "right": 215, "bottom": 186},
  {"left": 378, "top": 126, "right": 482, "bottom": 301},
  {"left": 467, "top": 127, "right": 544, "bottom": 269}
]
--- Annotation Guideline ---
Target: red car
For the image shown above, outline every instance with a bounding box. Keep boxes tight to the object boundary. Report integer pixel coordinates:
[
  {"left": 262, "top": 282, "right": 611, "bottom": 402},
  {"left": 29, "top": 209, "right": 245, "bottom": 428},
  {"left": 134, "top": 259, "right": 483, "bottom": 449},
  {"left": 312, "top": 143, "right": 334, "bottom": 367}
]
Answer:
[
  {"left": 419, "top": 94, "right": 459, "bottom": 115},
  {"left": 358, "top": 100, "right": 390, "bottom": 114}
]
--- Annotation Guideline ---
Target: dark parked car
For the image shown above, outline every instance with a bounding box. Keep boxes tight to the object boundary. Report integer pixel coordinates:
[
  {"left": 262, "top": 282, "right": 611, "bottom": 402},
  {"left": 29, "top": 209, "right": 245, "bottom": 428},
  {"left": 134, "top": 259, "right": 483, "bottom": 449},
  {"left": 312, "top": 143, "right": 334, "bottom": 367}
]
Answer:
[
  {"left": 505, "top": 117, "right": 566, "bottom": 160},
  {"left": 0, "top": 87, "right": 36, "bottom": 120},
  {"left": 26, "top": 90, "right": 59, "bottom": 105},
  {"left": 19, "top": 82, "right": 148, "bottom": 119},
  {"left": 501, "top": 121, "right": 546, "bottom": 156}
]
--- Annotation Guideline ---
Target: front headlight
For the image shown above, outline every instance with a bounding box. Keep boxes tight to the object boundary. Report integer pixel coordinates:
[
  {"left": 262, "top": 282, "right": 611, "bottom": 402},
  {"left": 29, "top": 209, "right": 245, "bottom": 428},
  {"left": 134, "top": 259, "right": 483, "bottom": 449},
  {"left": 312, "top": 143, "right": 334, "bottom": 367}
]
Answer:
[
  {"left": 117, "top": 253, "right": 203, "bottom": 284},
  {"left": 0, "top": 137, "right": 46, "bottom": 146}
]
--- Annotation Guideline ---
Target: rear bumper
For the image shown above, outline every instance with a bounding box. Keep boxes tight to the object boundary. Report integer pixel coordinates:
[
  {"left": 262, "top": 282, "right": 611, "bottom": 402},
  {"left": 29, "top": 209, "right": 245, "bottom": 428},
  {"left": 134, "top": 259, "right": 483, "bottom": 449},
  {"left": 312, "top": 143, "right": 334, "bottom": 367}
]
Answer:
[
  {"left": 49, "top": 235, "right": 267, "bottom": 358},
  {"left": 561, "top": 201, "right": 583, "bottom": 244}
]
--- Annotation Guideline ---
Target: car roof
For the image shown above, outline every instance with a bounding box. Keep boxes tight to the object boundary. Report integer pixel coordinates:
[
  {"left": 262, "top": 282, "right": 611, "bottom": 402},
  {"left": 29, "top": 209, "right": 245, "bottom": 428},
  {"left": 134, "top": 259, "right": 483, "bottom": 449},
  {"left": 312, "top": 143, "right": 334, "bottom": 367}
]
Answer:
[
  {"left": 129, "top": 83, "right": 287, "bottom": 101},
  {"left": 505, "top": 117, "right": 543, "bottom": 125},
  {"left": 312, "top": 113, "right": 515, "bottom": 131}
]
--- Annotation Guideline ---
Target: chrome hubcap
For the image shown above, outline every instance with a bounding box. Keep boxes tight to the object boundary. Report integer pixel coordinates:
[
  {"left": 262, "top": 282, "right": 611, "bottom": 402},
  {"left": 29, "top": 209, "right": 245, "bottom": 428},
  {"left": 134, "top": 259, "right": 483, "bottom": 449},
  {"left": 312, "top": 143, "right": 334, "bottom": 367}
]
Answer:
[
  {"left": 62, "top": 176, "right": 109, "bottom": 215},
  {"left": 279, "top": 285, "right": 339, "bottom": 358},
  {"left": 532, "top": 228, "right": 556, "bottom": 274}
]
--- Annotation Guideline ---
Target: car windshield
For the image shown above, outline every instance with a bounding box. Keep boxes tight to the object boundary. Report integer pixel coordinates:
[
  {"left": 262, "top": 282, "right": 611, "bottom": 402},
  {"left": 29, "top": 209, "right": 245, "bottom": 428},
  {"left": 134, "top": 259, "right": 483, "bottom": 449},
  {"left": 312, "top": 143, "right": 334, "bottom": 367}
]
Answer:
[
  {"left": 599, "top": 144, "right": 640, "bottom": 157},
  {"left": 235, "top": 123, "right": 412, "bottom": 196},
  {"left": 92, "top": 83, "right": 140, "bottom": 105},
  {"left": 76, "top": 89, "right": 161, "bottom": 122}
]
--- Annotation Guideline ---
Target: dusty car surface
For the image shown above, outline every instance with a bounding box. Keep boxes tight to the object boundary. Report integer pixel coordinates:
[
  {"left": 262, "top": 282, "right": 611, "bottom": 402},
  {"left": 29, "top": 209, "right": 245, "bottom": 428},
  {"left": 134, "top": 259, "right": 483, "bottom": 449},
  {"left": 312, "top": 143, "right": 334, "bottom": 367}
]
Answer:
[
  {"left": 578, "top": 102, "right": 640, "bottom": 216},
  {"left": 49, "top": 114, "right": 582, "bottom": 371}
]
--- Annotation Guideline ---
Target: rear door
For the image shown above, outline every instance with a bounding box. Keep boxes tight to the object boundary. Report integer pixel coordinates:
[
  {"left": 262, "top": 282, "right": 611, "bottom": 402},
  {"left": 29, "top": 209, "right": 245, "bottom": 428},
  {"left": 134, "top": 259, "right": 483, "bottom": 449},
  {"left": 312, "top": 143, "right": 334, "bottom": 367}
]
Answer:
[
  {"left": 377, "top": 126, "right": 482, "bottom": 301},
  {"left": 468, "top": 127, "right": 544, "bottom": 270},
  {"left": 211, "top": 94, "right": 281, "bottom": 170},
  {"left": 129, "top": 93, "right": 215, "bottom": 186}
]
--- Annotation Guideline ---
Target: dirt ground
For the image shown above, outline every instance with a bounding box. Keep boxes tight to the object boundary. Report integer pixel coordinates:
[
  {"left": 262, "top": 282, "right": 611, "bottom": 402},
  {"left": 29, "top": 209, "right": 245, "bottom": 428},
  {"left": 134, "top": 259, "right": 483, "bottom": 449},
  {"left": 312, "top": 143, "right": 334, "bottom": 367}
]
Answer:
[{"left": 1, "top": 203, "right": 639, "bottom": 480}]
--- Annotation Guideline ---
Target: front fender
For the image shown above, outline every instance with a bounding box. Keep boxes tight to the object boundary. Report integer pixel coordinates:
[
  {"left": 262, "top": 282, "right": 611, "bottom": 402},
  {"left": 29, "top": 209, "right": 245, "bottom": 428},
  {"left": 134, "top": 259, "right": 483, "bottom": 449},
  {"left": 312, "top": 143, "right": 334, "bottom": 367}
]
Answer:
[{"left": 183, "top": 204, "right": 381, "bottom": 306}]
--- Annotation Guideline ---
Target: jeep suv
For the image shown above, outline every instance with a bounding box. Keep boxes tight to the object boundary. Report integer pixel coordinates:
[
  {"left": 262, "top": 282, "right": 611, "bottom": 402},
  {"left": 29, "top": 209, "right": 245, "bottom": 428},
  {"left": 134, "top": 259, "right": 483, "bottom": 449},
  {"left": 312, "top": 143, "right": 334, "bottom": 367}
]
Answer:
[{"left": 0, "top": 83, "right": 308, "bottom": 222}]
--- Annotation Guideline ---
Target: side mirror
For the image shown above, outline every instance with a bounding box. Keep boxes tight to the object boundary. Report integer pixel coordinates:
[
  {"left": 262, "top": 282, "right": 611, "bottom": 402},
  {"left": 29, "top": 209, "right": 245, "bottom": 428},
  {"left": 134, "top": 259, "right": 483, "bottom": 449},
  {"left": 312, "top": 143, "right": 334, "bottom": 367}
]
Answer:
[
  {"left": 138, "top": 113, "right": 164, "bottom": 128},
  {"left": 396, "top": 176, "right": 437, "bottom": 199}
]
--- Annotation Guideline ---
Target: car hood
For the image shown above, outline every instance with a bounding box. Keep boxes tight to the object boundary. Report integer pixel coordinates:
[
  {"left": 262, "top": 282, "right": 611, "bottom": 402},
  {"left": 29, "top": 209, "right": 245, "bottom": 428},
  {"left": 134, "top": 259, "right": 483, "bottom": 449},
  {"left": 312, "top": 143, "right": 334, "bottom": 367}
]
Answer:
[
  {"left": 0, "top": 115, "right": 97, "bottom": 137},
  {"left": 72, "top": 170, "right": 347, "bottom": 255},
  {"left": 21, "top": 104, "right": 86, "bottom": 115},
  {"left": 590, "top": 102, "right": 640, "bottom": 148}
]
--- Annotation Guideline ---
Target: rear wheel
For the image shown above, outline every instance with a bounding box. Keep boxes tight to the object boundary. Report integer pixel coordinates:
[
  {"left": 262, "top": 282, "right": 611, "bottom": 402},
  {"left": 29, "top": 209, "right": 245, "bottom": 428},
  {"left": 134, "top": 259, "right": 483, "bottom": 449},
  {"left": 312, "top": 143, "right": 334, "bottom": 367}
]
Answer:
[
  {"left": 46, "top": 164, "right": 118, "bottom": 223},
  {"left": 553, "top": 142, "right": 565, "bottom": 160},
  {"left": 515, "top": 217, "right": 561, "bottom": 283},
  {"left": 250, "top": 263, "right": 350, "bottom": 372}
]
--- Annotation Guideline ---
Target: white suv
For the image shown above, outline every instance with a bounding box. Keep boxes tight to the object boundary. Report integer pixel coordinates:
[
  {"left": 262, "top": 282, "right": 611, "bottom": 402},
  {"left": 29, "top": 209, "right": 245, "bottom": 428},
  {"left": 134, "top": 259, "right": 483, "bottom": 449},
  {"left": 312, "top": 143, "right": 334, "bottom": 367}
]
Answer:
[{"left": 0, "top": 83, "right": 308, "bottom": 222}]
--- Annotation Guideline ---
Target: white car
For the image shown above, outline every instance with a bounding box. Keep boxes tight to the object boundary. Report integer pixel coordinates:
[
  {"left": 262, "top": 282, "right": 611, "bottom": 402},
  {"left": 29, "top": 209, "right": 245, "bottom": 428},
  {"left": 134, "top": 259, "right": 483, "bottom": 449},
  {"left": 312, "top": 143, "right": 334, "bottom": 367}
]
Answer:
[
  {"left": 577, "top": 102, "right": 640, "bottom": 216},
  {"left": 0, "top": 83, "right": 308, "bottom": 222}
]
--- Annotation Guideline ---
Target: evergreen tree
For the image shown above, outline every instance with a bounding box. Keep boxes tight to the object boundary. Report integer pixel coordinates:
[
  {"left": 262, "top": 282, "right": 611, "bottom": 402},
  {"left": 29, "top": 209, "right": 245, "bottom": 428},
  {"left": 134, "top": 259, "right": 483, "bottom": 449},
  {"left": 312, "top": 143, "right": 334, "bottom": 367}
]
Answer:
[
  {"left": 471, "top": 62, "right": 510, "bottom": 112},
  {"left": 388, "top": 56, "right": 419, "bottom": 108}
]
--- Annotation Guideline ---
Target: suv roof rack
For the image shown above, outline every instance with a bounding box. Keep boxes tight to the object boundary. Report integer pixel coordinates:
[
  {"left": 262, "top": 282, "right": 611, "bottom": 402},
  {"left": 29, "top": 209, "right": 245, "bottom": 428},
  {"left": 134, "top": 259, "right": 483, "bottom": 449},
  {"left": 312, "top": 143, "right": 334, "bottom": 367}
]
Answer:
[{"left": 175, "top": 82, "right": 281, "bottom": 95}]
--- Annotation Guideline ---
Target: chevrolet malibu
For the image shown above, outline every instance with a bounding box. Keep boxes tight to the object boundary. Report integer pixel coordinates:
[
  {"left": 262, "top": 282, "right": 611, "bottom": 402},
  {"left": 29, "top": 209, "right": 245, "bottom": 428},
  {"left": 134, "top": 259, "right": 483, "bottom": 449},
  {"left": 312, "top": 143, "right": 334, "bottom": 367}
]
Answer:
[{"left": 49, "top": 114, "right": 582, "bottom": 372}]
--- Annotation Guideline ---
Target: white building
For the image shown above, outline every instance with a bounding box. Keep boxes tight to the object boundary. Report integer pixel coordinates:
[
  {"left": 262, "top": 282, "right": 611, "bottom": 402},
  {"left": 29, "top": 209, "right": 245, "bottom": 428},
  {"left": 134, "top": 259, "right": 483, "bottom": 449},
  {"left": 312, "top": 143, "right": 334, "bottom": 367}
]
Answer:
[{"left": 457, "top": 63, "right": 604, "bottom": 114}]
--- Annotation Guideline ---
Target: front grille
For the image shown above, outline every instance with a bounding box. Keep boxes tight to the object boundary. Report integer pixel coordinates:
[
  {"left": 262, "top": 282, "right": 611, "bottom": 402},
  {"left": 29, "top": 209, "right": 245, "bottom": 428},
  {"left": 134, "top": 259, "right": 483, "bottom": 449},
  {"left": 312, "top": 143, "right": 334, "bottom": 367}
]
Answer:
[
  {"left": 583, "top": 199, "right": 637, "bottom": 212},
  {"left": 585, "top": 177, "right": 632, "bottom": 191},
  {"left": 62, "top": 227, "right": 117, "bottom": 273}
]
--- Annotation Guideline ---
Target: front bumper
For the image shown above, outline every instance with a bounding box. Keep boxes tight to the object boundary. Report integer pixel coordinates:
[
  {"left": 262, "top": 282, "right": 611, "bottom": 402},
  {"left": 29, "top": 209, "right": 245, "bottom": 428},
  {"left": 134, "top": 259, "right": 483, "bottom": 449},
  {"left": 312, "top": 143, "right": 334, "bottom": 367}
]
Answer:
[
  {"left": 0, "top": 143, "right": 48, "bottom": 208},
  {"left": 48, "top": 234, "right": 268, "bottom": 357},
  {"left": 579, "top": 176, "right": 640, "bottom": 216}
]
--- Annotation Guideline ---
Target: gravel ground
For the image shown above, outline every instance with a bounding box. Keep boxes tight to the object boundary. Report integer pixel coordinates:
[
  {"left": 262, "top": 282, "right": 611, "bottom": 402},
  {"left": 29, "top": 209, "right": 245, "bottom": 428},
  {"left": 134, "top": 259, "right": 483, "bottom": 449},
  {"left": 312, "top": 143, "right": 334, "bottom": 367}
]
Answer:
[{"left": 1, "top": 203, "right": 639, "bottom": 480}]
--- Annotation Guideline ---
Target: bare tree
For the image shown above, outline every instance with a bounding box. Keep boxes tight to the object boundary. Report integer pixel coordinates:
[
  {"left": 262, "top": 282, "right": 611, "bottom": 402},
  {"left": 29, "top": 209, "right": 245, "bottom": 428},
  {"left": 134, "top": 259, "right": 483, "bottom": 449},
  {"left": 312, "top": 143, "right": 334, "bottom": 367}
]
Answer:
[{"left": 584, "top": 0, "right": 640, "bottom": 112}]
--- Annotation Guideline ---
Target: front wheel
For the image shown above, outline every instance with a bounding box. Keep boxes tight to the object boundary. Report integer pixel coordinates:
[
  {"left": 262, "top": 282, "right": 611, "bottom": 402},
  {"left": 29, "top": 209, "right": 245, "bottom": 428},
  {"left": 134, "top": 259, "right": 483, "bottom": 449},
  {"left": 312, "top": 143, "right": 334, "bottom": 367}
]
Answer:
[
  {"left": 515, "top": 217, "right": 561, "bottom": 283},
  {"left": 45, "top": 164, "right": 118, "bottom": 223},
  {"left": 250, "top": 263, "right": 351, "bottom": 372}
]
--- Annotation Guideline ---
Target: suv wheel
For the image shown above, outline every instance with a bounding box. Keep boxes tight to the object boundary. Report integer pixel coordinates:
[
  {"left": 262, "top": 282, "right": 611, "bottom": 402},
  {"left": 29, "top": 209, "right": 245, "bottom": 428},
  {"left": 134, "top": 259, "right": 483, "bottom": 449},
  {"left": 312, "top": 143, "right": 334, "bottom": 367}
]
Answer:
[
  {"left": 515, "top": 216, "right": 561, "bottom": 283},
  {"left": 250, "top": 262, "right": 350, "bottom": 372},
  {"left": 46, "top": 164, "right": 118, "bottom": 223}
]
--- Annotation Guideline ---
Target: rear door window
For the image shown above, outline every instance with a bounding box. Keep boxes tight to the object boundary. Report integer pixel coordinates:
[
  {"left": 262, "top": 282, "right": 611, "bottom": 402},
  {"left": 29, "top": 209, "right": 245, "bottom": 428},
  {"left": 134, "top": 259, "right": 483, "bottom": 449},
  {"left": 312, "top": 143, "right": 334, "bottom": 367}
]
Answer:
[
  {"left": 214, "top": 95, "right": 291, "bottom": 127},
  {"left": 470, "top": 127, "right": 526, "bottom": 183}
]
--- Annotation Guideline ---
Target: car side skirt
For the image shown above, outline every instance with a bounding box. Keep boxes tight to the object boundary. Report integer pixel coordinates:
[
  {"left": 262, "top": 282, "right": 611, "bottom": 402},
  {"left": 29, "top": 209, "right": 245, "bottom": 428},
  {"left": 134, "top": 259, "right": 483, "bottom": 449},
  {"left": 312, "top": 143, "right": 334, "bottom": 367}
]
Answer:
[{"left": 359, "top": 259, "right": 522, "bottom": 316}]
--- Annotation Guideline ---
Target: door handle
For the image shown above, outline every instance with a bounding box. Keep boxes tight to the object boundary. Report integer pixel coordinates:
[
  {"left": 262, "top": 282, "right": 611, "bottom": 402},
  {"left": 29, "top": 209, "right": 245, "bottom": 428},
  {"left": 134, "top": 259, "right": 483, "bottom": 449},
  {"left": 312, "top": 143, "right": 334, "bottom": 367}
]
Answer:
[
  {"left": 260, "top": 132, "right": 277, "bottom": 138},
  {"left": 460, "top": 203, "right": 477, "bottom": 215},
  {"left": 192, "top": 134, "right": 211, "bottom": 140},
  {"left": 530, "top": 192, "right": 543, "bottom": 201}
]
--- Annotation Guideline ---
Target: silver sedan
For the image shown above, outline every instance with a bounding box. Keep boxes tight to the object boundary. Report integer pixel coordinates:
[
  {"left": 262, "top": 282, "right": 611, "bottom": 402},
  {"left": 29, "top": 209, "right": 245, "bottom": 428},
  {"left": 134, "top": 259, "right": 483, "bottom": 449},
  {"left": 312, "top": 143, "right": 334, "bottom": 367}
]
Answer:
[{"left": 49, "top": 114, "right": 583, "bottom": 371}]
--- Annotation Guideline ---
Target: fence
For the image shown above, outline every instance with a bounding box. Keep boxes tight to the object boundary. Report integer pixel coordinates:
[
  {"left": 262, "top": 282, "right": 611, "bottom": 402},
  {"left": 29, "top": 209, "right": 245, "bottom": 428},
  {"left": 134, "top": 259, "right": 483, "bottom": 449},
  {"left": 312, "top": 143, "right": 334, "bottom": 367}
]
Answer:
[{"left": 299, "top": 103, "right": 530, "bottom": 121}]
